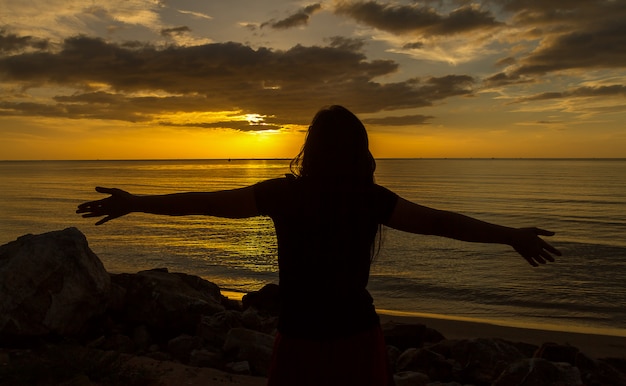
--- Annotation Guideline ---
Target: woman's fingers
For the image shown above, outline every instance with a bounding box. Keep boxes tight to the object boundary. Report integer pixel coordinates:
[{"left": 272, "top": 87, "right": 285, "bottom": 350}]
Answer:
[
  {"left": 540, "top": 250, "right": 555, "bottom": 262},
  {"left": 533, "top": 228, "right": 555, "bottom": 237},
  {"left": 77, "top": 187, "right": 122, "bottom": 224}
]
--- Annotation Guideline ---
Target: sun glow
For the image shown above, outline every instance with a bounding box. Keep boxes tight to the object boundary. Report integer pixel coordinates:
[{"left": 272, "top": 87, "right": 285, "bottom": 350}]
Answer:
[
  {"left": 244, "top": 113, "right": 265, "bottom": 124},
  {"left": 154, "top": 111, "right": 241, "bottom": 126},
  {"left": 154, "top": 111, "right": 279, "bottom": 130}
]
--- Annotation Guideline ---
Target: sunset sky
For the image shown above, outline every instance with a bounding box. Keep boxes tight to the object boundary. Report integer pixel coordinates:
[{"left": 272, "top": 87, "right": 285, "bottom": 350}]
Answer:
[{"left": 1, "top": 0, "right": 625, "bottom": 159}]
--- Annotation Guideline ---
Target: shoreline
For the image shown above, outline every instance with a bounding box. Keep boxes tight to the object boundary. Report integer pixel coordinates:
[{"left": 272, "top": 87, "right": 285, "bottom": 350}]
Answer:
[
  {"left": 377, "top": 308, "right": 626, "bottom": 338},
  {"left": 222, "top": 290, "right": 626, "bottom": 359},
  {"left": 378, "top": 310, "right": 626, "bottom": 359}
]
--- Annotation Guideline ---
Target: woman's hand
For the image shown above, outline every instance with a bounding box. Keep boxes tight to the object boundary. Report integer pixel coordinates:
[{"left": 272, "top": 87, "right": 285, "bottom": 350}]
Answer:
[
  {"left": 76, "top": 187, "right": 136, "bottom": 225},
  {"left": 510, "top": 227, "right": 562, "bottom": 267}
]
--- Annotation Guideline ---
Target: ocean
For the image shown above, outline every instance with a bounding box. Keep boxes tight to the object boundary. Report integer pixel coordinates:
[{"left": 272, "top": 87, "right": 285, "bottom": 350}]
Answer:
[{"left": 1, "top": 159, "right": 625, "bottom": 337}]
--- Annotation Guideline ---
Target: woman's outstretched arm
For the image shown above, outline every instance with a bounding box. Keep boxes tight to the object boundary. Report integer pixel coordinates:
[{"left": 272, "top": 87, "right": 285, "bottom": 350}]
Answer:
[
  {"left": 386, "top": 197, "right": 561, "bottom": 267},
  {"left": 76, "top": 186, "right": 259, "bottom": 225}
]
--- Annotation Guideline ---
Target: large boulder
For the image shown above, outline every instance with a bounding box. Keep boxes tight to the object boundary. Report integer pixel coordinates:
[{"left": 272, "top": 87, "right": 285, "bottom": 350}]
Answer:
[
  {"left": 0, "top": 228, "right": 111, "bottom": 338},
  {"left": 110, "top": 268, "right": 225, "bottom": 339}
]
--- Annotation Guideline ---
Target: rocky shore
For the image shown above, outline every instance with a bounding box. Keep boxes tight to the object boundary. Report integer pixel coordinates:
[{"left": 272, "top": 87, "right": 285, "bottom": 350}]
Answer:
[{"left": 1, "top": 228, "right": 625, "bottom": 385}]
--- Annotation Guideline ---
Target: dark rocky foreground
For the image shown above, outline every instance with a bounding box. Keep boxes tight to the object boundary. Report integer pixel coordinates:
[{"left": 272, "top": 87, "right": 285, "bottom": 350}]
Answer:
[{"left": 1, "top": 228, "right": 625, "bottom": 385}]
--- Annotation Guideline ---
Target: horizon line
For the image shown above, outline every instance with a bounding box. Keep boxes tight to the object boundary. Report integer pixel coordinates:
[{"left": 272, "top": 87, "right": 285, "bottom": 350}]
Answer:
[{"left": 2, "top": 157, "right": 626, "bottom": 162}]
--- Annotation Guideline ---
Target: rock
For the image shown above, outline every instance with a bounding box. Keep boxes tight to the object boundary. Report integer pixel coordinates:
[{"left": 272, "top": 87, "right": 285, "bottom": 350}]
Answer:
[
  {"left": 107, "top": 282, "right": 127, "bottom": 315},
  {"left": 102, "top": 333, "right": 135, "bottom": 353},
  {"left": 131, "top": 325, "right": 152, "bottom": 351},
  {"left": 493, "top": 358, "right": 583, "bottom": 386},
  {"left": 241, "top": 307, "right": 263, "bottom": 331},
  {"left": 241, "top": 307, "right": 279, "bottom": 334},
  {"left": 0, "top": 228, "right": 111, "bottom": 339},
  {"left": 535, "top": 342, "right": 626, "bottom": 385},
  {"left": 190, "top": 348, "right": 223, "bottom": 368},
  {"left": 382, "top": 322, "right": 445, "bottom": 351},
  {"left": 226, "top": 360, "right": 252, "bottom": 375},
  {"left": 242, "top": 283, "right": 280, "bottom": 315},
  {"left": 144, "top": 350, "right": 171, "bottom": 361},
  {"left": 167, "top": 334, "right": 203, "bottom": 363},
  {"left": 396, "top": 347, "right": 455, "bottom": 382},
  {"left": 221, "top": 295, "right": 243, "bottom": 311},
  {"left": 386, "top": 345, "right": 402, "bottom": 371},
  {"left": 197, "top": 310, "right": 243, "bottom": 347},
  {"left": 577, "top": 356, "right": 626, "bottom": 386},
  {"left": 429, "top": 338, "right": 525, "bottom": 385},
  {"left": 509, "top": 340, "right": 539, "bottom": 358},
  {"left": 0, "top": 351, "right": 9, "bottom": 365},
  {"left": 601, "top": 357, "right": 626, "bottom": 375},
  {"left": 110, "top": 268, "right": 225, "bottom": 339},
  {"left": 223, "top": 328, "right": 275, "bottom": 376},
  {"left": 393, "top": 371, "right": 429, "bottom": 386},
  {"left": 535, "top": 342, "right": 581, "bottom": 365}
]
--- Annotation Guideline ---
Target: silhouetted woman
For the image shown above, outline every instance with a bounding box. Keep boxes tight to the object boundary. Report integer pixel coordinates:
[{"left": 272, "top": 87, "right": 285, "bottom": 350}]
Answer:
[{"left": 77, "top": 105, "right": 561, "bottom": 386}]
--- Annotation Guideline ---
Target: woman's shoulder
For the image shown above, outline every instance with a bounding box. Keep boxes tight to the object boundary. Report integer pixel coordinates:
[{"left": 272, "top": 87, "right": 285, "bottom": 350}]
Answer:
[
  {"left": 256, "top": 176, "right": 396, "bottom": 196},
  {"left": 256, "top": 174, "right": 295, "bottom": 185},
  {"left": 254, "top": 174, "right": 300, "bottom": 197}
]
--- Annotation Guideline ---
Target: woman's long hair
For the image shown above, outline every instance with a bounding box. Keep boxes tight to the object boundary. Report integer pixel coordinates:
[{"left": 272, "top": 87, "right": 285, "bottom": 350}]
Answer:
[
  {"left": 290, "top": 105, "right": 383, "bottom": 259},
  {"left": 290, "top": 105, "right": 376, "bottom": 184}
]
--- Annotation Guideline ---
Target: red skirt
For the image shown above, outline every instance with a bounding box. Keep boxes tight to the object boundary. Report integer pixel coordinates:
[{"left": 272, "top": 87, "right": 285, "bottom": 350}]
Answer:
[{"left": 266, "top": 325, "right": 395, "bottom": 386}]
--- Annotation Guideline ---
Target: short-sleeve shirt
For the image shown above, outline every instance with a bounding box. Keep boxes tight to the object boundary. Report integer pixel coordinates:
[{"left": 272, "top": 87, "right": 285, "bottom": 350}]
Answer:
[{"left": 254, "top": 176, "right": 398, "bottom": 338}]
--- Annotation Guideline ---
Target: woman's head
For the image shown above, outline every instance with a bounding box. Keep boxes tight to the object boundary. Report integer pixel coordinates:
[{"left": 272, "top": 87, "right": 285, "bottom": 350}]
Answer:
[{"left": 291, "top": 105, "right": 376, "bottom": 183}]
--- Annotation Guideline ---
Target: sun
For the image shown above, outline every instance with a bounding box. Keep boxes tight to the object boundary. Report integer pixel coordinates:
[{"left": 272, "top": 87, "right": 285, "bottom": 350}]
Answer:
[{"left": 244, "top": 113, "right": 266, "bottom": 124}]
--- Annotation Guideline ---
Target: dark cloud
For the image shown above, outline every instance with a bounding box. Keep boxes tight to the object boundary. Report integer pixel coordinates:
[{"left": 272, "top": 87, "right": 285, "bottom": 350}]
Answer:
[
  {"left": 326, "top": 36, "right": 366, "bottom": 51},
  {"left": 510, "top": 85, "right": 626, "bottom": 104},
  {"left": 161, "top": 26, "right": 192, "bottom": 37},
  {"left": 495, "top": 56, "right": 516, "bottom": 67},
  {"left": 535, "top": 120, "right": 562, "bottom": 125},
  {"left": 334, "top": 1, "right": 439, "bottom": 34},
  {"left": 262, "top": 3, "right": 322, "bottom": 30},
  {"left": 0, "top": 30, "right": 49, "bottom": 53},
  {"left": 0, "top": 99, "right": 148, "bottom": 122},
  {"left": 483, "top": 71, "right": 528, "bottom": 87},
  {"left": 0, "top": 31, "right": 475, "bottom": 129},
  {"left": 426, "top": 74, "right": 474, "bottom": 91},
  {"left": 496, "top": 0, "right": 603, "bottom": 15},
  {"left": 429, "top": 4, "right": 503, "bottom": 35},
  {"left": 486, "top": 0, "right": 626, "bottom": 84},
  {"left": 334, "top": 1, "right": 501, "bottom": 36},
  {"left": 509, "top": 22, "right": 626, "bottom": 78},
  {"left": 402, "top": 42, "right": 424, "bottom": 50},
  {"left": 362, "top": 114, "right": 434, "bottom": 126},
  {"left": 161, "top": 120, "right": 283, "bottom": 132},
  {"left": 53, "top": 91, "right": 216, "bottom": 115}
]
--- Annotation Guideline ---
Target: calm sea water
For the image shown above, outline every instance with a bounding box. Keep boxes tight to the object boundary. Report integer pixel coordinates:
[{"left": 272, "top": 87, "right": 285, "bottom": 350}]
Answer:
[{"left": 1, "top": 159, "right": 625, "bottom": 336}]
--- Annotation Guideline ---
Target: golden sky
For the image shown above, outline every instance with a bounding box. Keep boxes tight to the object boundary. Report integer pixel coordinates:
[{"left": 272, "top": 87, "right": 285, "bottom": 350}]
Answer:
[{"left": 1, "top": 0, "right": 625, "bottom": 159}]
